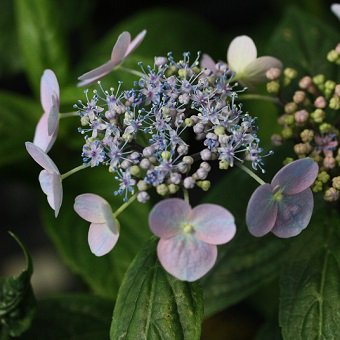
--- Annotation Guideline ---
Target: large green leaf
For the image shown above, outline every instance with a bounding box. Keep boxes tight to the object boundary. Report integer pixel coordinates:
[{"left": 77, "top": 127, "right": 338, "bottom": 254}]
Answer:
[
  {"left": 22, "top": 294, "right": 112, "bottom": 339},
  {"left": 0, "top": 233, "right": 36, "bottom": 338},
  {"left": 0, "top": 91, "right": 40, "bottom": 167},
  {"left": 14, "top": 0, "right": 69, "bottom": 93},
  {"left": 110, "top": 237, "right": 204, "bottom": 340},
  {"left": 43, "top": 167, "right": 151, "bottom": 299},
  {"left": 279, "top": 208, "right": 340, "bottom": 339},
  {"left": 267, "top": 7, "right": 339, "bottom": 78}
]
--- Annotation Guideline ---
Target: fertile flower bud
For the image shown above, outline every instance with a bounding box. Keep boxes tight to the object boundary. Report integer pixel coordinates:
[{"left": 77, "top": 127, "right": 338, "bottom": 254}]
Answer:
[
  {"left": 294, "top": 109, "right": 309, "bottom": 124},
  {"left": 219, "top": 160, "right": 229, "bottom": 170},
  {"left": 284, "top": 102, "right": 297, "bottom": 114},
  {"left": 183, "top": 176, "right": 195, "bottom": 189},
  {"left": 293, "top": 91, "right": 306, "bottom": 104},
  {"left": 271, "top": 134, "right": 282, "bottom": 146},
  {"left": 156, "top": 184, "right": 169, "bottom": 196},
  {"left": 266, "top": 67, "right": 281, "bottom": 80},
  {"left": 284, "top": 68, "right": 297, "bottom": 79},
  {"left": 327, "top": 50, "right": 338, "bottom": 63},
  {"left": 318, "top": 171, "right": 330, "bottom": 184},
  {"left": 137, "top": 191, "right": 150, "bottom": 203},
  {"left": 168, "top": 183, "right": 179, "bottom": 194},
  {"left": 281, "top": 127, "right": 293, "bottom": 139},
  {"left": 332, "top": 176, "right": 340, "bottom": 190},
  {"left": 314, "top": 96, "right": 327, "bottom": 109},
  {"left": 200, "top": 148, "right": 212, "bottom": 161},
  {"left": 323, "top": 155, "right": 336, "bottom": 169},
  {"left": 299, "top": 76, "right": 312, "bottom": 89},
  {"left": 329, "top": 96, "right": 340, "bottom": 110},
  {"left": 311, "top": 109, "right": 325, "bottom": 123},
  {"left": 182, "top": 156, "right": 194, "bottom": 165},
  {"left": 300, "top": 129, "right": 314, "bottom": 143},
  {"left": 294, "top": 143, "right": 312, "bottom": 155},
  {"left": 197, "top": 180, "right": 211, "bottom": 191},
  {"left": 137, "top": 180, "right": 148, "bottom": 191},
  {"left": 313, "top": 74, "right": 325, "bottom": 85},
  {"left": 266, "top": 81, "right": 280, "bottom": 94},
  {"left": 324, "top": 187, "right": 339, "bottom": 201},
  {"left": 129, "top": 165, "right": 141, "bottom": 176}
]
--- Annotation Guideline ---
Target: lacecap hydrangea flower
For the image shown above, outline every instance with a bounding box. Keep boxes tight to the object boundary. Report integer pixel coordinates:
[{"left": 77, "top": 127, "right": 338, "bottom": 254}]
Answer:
[
  {"left": 246, "top": 158, "right": 318, "bottom": 238},
  {"left": 74, "top": 194, "right": 119, "bottom": 256},
  {"left": 149, "top": 198, "right": 236, "bottom": 281},
  {"left": 78, "top": 30, "right": 146, "bottom": 87},
  {"left": 34, "top": 69, "right": 60, "bottom": 153}
]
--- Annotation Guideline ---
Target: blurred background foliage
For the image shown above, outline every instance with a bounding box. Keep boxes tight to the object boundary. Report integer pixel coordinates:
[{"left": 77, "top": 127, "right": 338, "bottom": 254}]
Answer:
[{"left": 0, "top": 0, "right": 338, "bottom": 339}]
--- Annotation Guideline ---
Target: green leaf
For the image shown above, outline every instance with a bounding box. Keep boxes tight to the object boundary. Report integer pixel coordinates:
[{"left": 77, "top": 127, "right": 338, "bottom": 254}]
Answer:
[
  {"left": 14, "top": 0, "right": 69, "bottom": 93},
  {"left": 110, "top": 237, "right": 204, "bottom": 340},
  {"left": 256, "top": 320, "right": 282, "bottom": 340},
  {"left": 0, "top": 232, "right": 36, "bottom": 338},
  {"left": 0, "top": 0, "right": 22, "bottom": 77},
  {"left": 200, "top": 160, "right": 288, "bottom": 317},
  {"left": 43, "top": 167, "right": 151, "bottom": 299},
  {"left": 0, "top": 91, "right": 40, "bottom": 167},
  {"left": 279, "top": 208, "right": 340, "bottom": 339},
  {"left": 267, "top": 7, "right": 339, "bottom": 78},
  {"left": 22, "top": 294, "right": 112, "bottom": 340}
]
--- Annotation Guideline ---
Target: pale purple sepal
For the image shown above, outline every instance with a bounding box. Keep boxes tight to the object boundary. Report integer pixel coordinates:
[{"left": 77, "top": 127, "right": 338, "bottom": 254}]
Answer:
[
  {"left": 33, "top": 113, "right": 58, "bottom": 153},
  {"left": 271, "top": 189, "right": 314, "bottom": 238},
  {"left": 74, "top": 194, "right": 116, "bottom": 232},
  {"left": 149, "top": 198, "right": 191, "bottom": 239},
  {"left": 125, "top": 29, "right": 147, "bottom": 56},
  {"left": 331, "top": 3, "right": 340, "bottom": 20},
  {"left": 191, "top": 204, "right": 236, "bottom": 244},
  {"left": 25, "top": 142, "right": 59, "bottom": 173},
  {"left": 227, "top": 35, "right": 257, "bottom": 74},
  {"left": 243, "top": 56, "right": 283, "bottom": 84},
  {"left": 39, "top": 170, "right": 63, "bottom": 217},
  {"left": 78, "top": 30, "right": 146, "bottom": 87},
  {"left": 40, "top": 69, "right": 60, "bottom": 114},
  {"left": 200, "top": 54, "right": 216, "bottom": 71},
  {"left": 271, "top": 158, "right": 319, "bottom": 195},
  {"left": 47, "top": 96, "right": 59, "bottom": 136},
  {"left": 157, "top": 235, "right": 217, "bottom": 282},
  {"left": 88, "top": 222, "right": 119, "bottom": 256},
  {"left": 77, "top": 61, "right": 116, "bottom": 87},
  {"left": 246, "top": 183, "right": 278, "bottom": 237}
]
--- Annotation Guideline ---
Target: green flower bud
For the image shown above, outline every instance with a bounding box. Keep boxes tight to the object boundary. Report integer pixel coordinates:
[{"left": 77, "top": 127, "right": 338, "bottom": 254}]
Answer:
[
  {"left": 197, "top": 180, "right": 211, "bottom": 191},
  {"left": 219, "top": 160, "right": 229, "bottom": 170},
  {"left": 329, "top": 96, "right": 340, "bottom": 110},
  {"left": 161, "top": 150, "right": 171, "bottom": 161},
  {"left": 311, "top": 109, "right": 325, "bottom": 123},
  {"left": 129, "top": 165, "right": 141, "bottom": 177},
  {"left": 284, "top": 102, "right": 297, "bottom": 114},
  {"left": 184, "top": 117, "right": 194, "bottom": 126},
  {"left": 327, "top": 50, "right": 338, "bottom": 63},
  {"left": 156, "top": 184, "right": 169, "bottom": 196},
  {"left": 319, "top": 123, "right": 333, "bottom": 134},
  {"left": 178, "top": 68, "right": 188, "bottom": 79},
  {"left": 284, "top": 68, "right": 297, "bottom": 79},
  {"left": 283, "top": 157, "right": 294, "bottom": 165},
  {"left": 332, "top": 176, "right": 340, "bottom": 190},
  {"left": 168, "top": 183, "right": 179, "bottom": 194},
  {"left": 312, "top": 180, "right": 323, "bottom": 193},
  {"left": 300, "top": 129, "right": 314, "bottom": 143},
  {"left": 318, "top": 171, "right": 330, "bottom": 184},
  {"left": 313, "top": 74, "right": 325, "bottom": 85},
  {"left": 283, "top": 114, "right": 295, "bottom": 125},
  {"left": 281, "top": 127, "right": 293, "bottom": 139},
  {"left": 266, "top": 81, "right": 280, "bottom": 94},
  {"left": 214, "top": 126, "right": 225, "bottom": 136}
]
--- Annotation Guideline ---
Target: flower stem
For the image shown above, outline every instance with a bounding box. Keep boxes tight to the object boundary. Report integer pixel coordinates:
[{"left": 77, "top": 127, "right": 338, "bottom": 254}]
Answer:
[
  {"left": 183, "top": 189, "right": 190, "bottom": 203},
  {"left": 59, "top": 112, "right": 78, "bottom": 118},
  {"left": 61, "top": 164, "right": 89, "bottom": 180},
  {"left": 119, "top": 66, "right": 145, "bottom": 78},
  {"left": 239, "top": 94, "right": 280, "bottom": 104},
  {"left": 236, "top": 162, "right": 266, "bottom": 185},
  {"left": 113, "top": 194, "right": 137, "bottom": 218}
]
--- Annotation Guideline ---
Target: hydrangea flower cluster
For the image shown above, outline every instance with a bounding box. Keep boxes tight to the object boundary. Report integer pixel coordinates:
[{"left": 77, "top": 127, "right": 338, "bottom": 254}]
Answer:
[
  {"left": 26, "top": 30, "right": 321, "bottom": 281},
  {"left": 75, "top": 51, "right": 270, "bottom": 203},
  {"left": 266, "top": 46, "right": 340, "bottom": 202}
]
